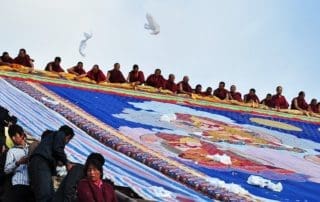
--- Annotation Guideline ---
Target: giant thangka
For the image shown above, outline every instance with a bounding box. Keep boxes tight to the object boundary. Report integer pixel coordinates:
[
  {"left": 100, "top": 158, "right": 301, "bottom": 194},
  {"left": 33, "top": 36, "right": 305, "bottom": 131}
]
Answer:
[{"left": 0, "top": 70, "right": 319, "bottom": 201}]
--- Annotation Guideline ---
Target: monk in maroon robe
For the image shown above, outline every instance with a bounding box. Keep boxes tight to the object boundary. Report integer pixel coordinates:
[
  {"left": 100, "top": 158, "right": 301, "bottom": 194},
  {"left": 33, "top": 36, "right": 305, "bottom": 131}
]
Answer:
[
  {"left": 244, "top": 88, "right": 260, "bottom": 103},
  {"left": 291, "top": 91, "right": 308, "bottom": 111},
  {"left": 177, "top": 76, "right": 193, "bottom": 95},
  {"left": 270, "top": 86, "right": 289, "bottom": 109},
  {"left": 13, "top": 48, "right": 34, "bottom": 68},
  {"left": 67, "top": 62, "right": 86, "bottom": 76},
  {"left": 308, "top": 99, "right": 319, "bottom": 113},
  {"left": 146, "top": 69, "right": 166, "bottom": 88},
  {"left": 213, "top": 81, "right": 229, "bottom": 100},
  {"left": 106, "top": 63, "right": 126, "bottom": 83},
  {"left": 228, "top": 85, "right": 242, "bottom": 102},
  {"left": 0, "top": 52, "right": 14, "bottom": 66},
  {"left": 194, "top": 84, "right": 204, "bottom": 95},
  {"left": 260, "top": 93, "right": 272, "bottom": 107},
  {"left": 45, "top": 57, "right": 64, "bottom": 72},
  {"left": 127, "top": 64, "right": 145, "bottom": 84},
  {"left": 85, "top": 65, "right": 106, "bottom": 83},
  {"left": 164, "top": 74, "right": 178, "bottom": 93},
  {"left": 204, "top": 87, "right": 213, "bottom": 96}
]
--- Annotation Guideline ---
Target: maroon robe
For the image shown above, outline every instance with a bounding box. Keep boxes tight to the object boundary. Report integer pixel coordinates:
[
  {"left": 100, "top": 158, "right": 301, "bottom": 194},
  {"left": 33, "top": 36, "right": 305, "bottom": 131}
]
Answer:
[
  {"left": 45, "top": 62, "right": 64, "bottom": 72},
  {"left": 13, "top": 55, "right": 33, "bottom": 67},
  {"left": 177, "top": 81, "right": 192, "bottom": 94},
  {"left": 271, "top": 95, "right": 289, "bottom": 109},
  {"left": 128, "top": 71, "right": 145, "bottom": 83},
  {"left": 244, "top": 94, "right": 260, "bottom": 103},
  {"left": 108, "top": 69, "right": 126, "bottom": 83},
  {"left": 74, "top": 66, "right": 86, "bottom": 75},
  {"left": 213, "top": 88, "right": 228, "bottom": 100},
  {"left": 309, "top": 103, "right": 319, "bottom": 113},
  {"left": 229, "top": 92, "right": 242, "bottom": 102},
  {"left": 291, "top": 97, "right": 308, "bottom": 110},
  {"left": 87, "top": 69, "right": 106, "bottom": 83},
  {"left": 0, "top": 56, "right": 14, "bottom": 63},
  {"left": 146, "top": 74, "right": 166, "bottom": 88},
  {"left": 260, "top": 99, "right": 272, "bottom": 107},
  {"left": 164, "top": 80, "right": 178, "bottom": 93},
  {"left": 77, "top": 179, "right": 117, "bottom": 202}
]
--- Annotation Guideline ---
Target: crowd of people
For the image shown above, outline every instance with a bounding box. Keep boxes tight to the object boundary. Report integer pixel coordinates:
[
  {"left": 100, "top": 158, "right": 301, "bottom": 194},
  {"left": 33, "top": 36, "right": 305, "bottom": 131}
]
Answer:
[
  {"left": 1, "top": 49, "right": 320, "bottom": 117},
  {"left": 0, "top": 106, "right": 117, "bottom": 202}
]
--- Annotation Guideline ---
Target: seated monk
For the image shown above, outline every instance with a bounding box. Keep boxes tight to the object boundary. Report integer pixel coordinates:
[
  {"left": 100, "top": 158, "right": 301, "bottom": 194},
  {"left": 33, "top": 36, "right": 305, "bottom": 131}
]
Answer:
[
  {"left": 194, "top": 84, "right": 204, "bottom": 95},
  {"left": 13, "top": 48, "right": 34, "bottom": 70},
  {"left": 164, "top": 74, "right": 178, "bottom": 93},
  {"left": 106, "top": 63, "right": 126, "bottom": 83},
  {"left": 204, "top": 87, "right": 213, "bottom": 96},
  {"left": 177, "top": 76, "right": 193, "bottom": 95},
  {"left": 0, "top": 52, "right": 14, "bottom": 66},
  {"left": 291, "top": 91, "right": 309, "bottom": 112},
  {"left": 244, "top": 88, "right": 260, "bottom": 103},
  {"left": 77, "top": 64, "right": 106, "bottom": 84},
  {"left": 228, "top": 85, "right": 242, "bottom": 102},
  {"left": 127, "top": 64, "right": 145, "bottom": 85},
  {"left": 308, "top": 99, "right": 319, "bottom": 113},
  {"left": 45, "top": 57, "right": 64, "bottom": 72},
  {"left": 67, "top": 61, "right": 86, "bottom": 76},
  {"left": 213, "top": 81, "right": 229, "bottom": 100},
  {"left": 270, "top": 86, "right": 289, "bottom": 109},
  {"left": 260, "top": 93, "right": 272, "bottom": 107},
  {"left": 146, "top": 69, "right": 166, "bottom": 89}
]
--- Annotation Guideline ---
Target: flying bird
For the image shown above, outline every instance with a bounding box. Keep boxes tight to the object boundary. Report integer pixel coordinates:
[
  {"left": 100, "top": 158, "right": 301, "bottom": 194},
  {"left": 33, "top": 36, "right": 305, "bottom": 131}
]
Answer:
[
  {"left": 79, "top": 32, "right": 93, "bottom": 57},
  {"left": 144, "top": 13, "right": 160, "bottom": 35}
]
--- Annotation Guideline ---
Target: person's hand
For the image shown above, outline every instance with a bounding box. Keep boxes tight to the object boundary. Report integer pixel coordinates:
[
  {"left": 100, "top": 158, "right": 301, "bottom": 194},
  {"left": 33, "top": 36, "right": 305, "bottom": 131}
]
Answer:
[
  {"left": 66, "top": 162, "right": 74, "bottom": 171},
  {"left": 16, "top": 156, "right": 28, "bottom": 166}
]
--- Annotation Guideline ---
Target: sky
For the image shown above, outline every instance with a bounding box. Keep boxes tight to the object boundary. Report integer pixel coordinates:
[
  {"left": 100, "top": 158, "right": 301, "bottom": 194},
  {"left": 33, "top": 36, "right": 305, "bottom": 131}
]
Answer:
[{"left": 1, "top": 0, "right": 320, "bottom": 102}]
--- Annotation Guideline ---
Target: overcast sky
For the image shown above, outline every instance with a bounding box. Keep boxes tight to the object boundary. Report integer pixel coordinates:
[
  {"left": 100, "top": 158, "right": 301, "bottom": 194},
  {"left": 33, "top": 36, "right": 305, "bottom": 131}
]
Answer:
[{"left": 2, "top": 0, "right": 320, "bottom": 102}]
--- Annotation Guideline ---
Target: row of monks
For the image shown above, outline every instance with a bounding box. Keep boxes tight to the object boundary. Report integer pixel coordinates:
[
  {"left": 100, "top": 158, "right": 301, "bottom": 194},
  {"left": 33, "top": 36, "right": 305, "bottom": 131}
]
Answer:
[{"left": 0, "top": 49, "right": 319, "bottom": 117}]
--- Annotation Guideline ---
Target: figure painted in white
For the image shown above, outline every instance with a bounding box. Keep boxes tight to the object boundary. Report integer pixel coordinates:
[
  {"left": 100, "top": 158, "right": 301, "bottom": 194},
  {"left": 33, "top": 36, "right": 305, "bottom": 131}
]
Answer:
[
  {"left": 144, "top": 13, "right": 160, "bottom": 35},
  {"left": 79, "top": 32, "right": 92, "bottom": 57}
]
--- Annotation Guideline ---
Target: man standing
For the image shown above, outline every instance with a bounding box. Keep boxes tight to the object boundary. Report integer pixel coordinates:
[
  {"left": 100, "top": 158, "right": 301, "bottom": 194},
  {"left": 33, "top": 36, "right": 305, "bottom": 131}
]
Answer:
[{"left": 29, "top": 125, "right": 75, "bottom": 202}]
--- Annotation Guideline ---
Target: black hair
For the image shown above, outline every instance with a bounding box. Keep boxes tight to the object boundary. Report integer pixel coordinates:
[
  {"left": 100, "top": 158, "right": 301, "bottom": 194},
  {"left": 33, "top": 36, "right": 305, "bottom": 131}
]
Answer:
[
  {"left": 59, "top": 125, "right": 74, "bottom": 138},
  {"left": 54, "top": 57, "right": 61, "bottom": 62},
  {"left": 250, "top": 88, "right": 256, "bottom": 93},
  {"left": 84, "top": 153, "right": 105, "bottom": 179},
  {"left": 8, "top": 124, "right": 24, "bottom": 139},
  {"left": 133, "top": 64, "right": 139, "bottom": 69}
]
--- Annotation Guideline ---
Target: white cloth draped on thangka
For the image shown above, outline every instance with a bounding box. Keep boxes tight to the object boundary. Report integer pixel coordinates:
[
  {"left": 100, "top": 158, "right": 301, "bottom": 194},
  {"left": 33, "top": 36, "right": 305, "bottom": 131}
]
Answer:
[{"left": 1, "top": 71, "right": 320, "bottom": 201}]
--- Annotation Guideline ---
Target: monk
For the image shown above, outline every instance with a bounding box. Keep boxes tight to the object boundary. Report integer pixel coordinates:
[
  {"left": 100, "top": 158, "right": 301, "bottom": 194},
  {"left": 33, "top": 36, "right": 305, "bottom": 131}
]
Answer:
[
  {"left": 106, "top": 63, "right": 126, "bottom": 83},
  {"left": 204, "top": 87, "right": 213, "bottom": 96},
  {"left": 45, "top": 57, "right": 64, "bottom": 72},
  {"left": 291, "top": 91, "right": 308, "bottom": 112},
  {"left": 270, "top": 86, "right": 289, "bottom": 109},
  {"left": 260, "top": 93, "right": 272, "bottom": 107},
  {"left": 146, "top": 69, "right": 166, "bottom": 89},
  {"left": 194, "top": 84, "right": 203, "bottom": 95},
  {"left": 67, "top": 62, "right": 86, "bottom": 76},
  {"left": 213, "top": 81, "right": 229, "bottom": 100},
  {"left": 244, "top": 88, "right": 260, "bottom": 103},
  {"left": 308, "top": 99, "right": 319, "bottom": 113},
  {"left": 0, "top": 52, "right": 14, "bottom": 66},
  {"left": 228, "top": 85, "right": 242, "bottom": 102},
  {"left": 77, "top": 64, "right": 106, "bottom": 84},
  {"left": 13, "top": 48, "right": 34, "bottom": 69},
  {"left": 127, "top": 64, "right": 145, "bottom": 85},
  {"left": 177, "top": 76, "right": 193, "bottom": 95},
  {"left": 164, "top": 74, "right": 178, "bottom": 93}
]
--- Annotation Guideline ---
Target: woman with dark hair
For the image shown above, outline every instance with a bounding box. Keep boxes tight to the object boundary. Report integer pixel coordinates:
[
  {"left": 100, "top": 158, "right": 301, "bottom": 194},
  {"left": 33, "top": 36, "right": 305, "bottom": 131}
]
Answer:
[{"left": 77, "top": 153, "right": 117, "bottom": 202}]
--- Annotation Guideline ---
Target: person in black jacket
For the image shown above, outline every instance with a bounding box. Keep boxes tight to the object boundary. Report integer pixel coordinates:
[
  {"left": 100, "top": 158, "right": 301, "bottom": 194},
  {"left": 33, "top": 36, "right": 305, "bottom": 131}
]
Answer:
[{"left": 28, "top": 125, "right": 75, "bottom": 202}]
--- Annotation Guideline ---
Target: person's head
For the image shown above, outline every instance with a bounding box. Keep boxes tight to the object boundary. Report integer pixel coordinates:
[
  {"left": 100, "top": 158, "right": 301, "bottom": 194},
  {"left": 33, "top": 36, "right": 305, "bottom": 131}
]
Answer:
[
  {"left": 84, "top": 153, "right": 105, "bottom": 182},
  {"left": 298, "top": 91, "right": 305, "bottom": 98},
  {"left": 249, "top": 88, "right": 256, "bottom": 95},
  {"left": 114, "top": 63, "right": 120, "bottom": 70},
  {"left": 276, "top": 86, "right": 283, "bottom": 95},
  {"left": 230, "top": 85, "right": 236, "bottom": 93},
  {"left": 195, "top": 84, "right": 202, "bottom": 93},
  {"left": 206, "top": 87, "right": 212, "bottom": 95},
  {"left": 132, "top": 64, "right": 139, "bottom": 72},
  {"left": 311, "top": 98, "right": 317, "bottom": 105},
  {"left": 77, "top": 61, "right": 83, "bottom": 68},
  {"left": 8, "top": 124, "right": 26, "bottom": 146},
  {"left": 54, "top": 57, "right": 61, "bottom": 64},
  {"left": 59, "top": 125, "right": 74, "bottom": 144},
  {"left": 218, "top": 81, "right": 225, "bottom": 89},
  {"left": 2, "top": 52, "right": 9, "bottom": 58},
  {"left": 18, "top": 48, "right": 26, "bottom": 57},
  {"left": 266, "top": 93, "right": 272, "bottom": 100},
  {"left": 182, "top": 76, "right": 189, "bottom": 83},
  {"left": 154, "top": 69, "right": 161, "bottom": 76},
  {"left": 168, "top": 74, "right": 175, "bottom": 82},
  {"left": 92, "top": 64, "right": 99, "bottom": 73}
]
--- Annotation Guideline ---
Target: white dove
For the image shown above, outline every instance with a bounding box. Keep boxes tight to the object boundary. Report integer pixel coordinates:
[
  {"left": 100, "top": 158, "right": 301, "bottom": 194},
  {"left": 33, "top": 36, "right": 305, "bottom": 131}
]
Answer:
[
  {"left": 144, "top": 13, "right": 160, "bottom": 35},
  {"left": 79, "top": 32, "right": 93, "bottom": 57}
]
